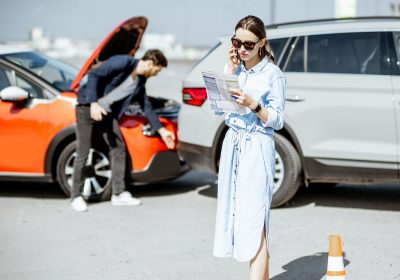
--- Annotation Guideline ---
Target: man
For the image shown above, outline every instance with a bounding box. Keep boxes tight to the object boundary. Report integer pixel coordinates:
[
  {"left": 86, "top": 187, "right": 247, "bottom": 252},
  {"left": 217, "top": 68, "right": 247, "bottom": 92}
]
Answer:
[{"left": 71, "top": 49, "right": 174, "bottom": 212}]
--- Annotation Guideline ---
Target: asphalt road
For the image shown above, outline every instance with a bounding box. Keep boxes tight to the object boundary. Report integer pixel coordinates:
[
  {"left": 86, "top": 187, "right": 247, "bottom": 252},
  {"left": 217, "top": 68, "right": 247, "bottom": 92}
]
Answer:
[
  {"left": 1, "top": 170, "right": 400, "bottom": 280},
  {"left": 2, "top": 56, "right": 397, "bottom": 279}
]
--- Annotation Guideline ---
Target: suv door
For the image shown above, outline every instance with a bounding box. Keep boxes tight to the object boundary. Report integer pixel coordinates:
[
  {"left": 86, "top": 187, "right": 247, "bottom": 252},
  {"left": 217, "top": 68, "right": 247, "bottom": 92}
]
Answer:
[
  {"left": 283, "top": 32, "right": 397, "bottom": 181},
  {"left": 0, "top": 62, "right": 49, "bottom": 174}
]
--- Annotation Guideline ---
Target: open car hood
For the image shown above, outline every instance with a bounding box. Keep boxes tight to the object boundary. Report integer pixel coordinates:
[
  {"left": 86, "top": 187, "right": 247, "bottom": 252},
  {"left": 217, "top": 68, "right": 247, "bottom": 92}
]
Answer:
[{"left": 70, "top": 16, "right": 148, "bottom": 91}]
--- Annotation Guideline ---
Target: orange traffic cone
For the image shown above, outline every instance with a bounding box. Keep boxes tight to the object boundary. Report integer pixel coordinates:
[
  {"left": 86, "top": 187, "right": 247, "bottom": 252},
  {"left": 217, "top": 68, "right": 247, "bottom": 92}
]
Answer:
[{"left": 326, "top": 235, "right": 346, "bottom": 280}]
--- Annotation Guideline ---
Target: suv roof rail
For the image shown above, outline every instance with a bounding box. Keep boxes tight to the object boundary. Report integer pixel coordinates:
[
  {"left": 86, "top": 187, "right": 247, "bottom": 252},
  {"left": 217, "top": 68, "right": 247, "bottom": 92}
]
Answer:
[{"left": 266, "top": 16, "right": 400, "bottom": 29}]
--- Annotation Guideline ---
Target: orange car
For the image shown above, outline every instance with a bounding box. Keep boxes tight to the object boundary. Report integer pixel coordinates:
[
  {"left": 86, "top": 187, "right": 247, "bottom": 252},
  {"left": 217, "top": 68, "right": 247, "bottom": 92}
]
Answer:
[{"left": 0, "top": 16, "right": 187, "bottom": 200}]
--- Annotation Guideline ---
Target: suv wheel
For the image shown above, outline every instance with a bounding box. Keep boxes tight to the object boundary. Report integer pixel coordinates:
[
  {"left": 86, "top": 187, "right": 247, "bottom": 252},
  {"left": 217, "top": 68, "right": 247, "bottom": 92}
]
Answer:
[
  {"left": 56, "top": 141, "right": 112, "bottom": 201},
  {"left": 272, "top": 134, "right": 302, "bottom": 207}
]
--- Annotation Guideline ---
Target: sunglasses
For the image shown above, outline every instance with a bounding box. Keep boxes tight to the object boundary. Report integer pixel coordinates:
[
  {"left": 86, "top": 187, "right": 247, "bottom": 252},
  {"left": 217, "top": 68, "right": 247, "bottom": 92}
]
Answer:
[{"left": 231, "top": 36, "right": 260, "bottom": 51}]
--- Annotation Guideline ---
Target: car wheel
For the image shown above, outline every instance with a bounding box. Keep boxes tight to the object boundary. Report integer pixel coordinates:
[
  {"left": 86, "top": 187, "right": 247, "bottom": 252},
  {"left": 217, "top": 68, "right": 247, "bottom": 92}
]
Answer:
[
  {"left": 272, "top": 134, "right": 302, "bottom": 208},
  {"left": 56, "top": 141, "right": 112, "bottom": 201}
]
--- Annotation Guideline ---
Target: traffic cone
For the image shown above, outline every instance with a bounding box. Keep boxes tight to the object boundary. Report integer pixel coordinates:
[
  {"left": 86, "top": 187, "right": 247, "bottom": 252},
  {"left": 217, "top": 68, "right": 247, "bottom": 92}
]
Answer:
[{"left": 326, "top": 235, "right": 346, "bottom": 280}]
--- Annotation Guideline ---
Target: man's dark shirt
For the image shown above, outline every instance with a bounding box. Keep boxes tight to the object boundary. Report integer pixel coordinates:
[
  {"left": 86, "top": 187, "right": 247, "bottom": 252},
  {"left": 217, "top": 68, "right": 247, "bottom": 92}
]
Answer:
[{"left": 76, "top": 55, "right": 162, "bottom": 130}]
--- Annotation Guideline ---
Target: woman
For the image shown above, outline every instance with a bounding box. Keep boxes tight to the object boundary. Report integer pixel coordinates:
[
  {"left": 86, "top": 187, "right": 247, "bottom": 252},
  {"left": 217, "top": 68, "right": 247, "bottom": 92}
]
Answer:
[{"left": 213, "top": 15, "right": 285, "bottom": 279}]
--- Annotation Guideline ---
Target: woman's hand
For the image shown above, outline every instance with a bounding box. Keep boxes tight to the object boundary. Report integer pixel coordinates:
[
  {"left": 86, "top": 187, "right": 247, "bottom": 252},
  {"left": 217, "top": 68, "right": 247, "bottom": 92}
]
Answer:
[
  {"left": 229, "top": 89, "right": 257, "bottom": 109},
  {"left": 158, "top": 127, "right": 176, "bottom": 149},
  {"left": 227, "top": 46, "right": 241, "bottom": 74},
  {"left": 230, "top": 89, "right": 269, "bottom": 122}
]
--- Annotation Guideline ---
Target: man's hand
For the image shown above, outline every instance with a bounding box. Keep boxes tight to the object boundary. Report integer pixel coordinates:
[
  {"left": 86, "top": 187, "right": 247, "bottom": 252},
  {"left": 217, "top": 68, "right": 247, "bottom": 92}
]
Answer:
[
  {"left": 90, "top": 102, "right": 107, "bottom": 121},
  {"left": 158, "top": 127, "right": 176, "bottom": 149}
]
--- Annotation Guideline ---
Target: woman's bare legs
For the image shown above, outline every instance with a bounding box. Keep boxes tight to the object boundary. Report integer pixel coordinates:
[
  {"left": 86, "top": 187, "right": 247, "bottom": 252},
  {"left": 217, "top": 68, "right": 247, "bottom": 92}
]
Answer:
[{"left": 249, "top": 228, "right": 269, "bottom": 280}]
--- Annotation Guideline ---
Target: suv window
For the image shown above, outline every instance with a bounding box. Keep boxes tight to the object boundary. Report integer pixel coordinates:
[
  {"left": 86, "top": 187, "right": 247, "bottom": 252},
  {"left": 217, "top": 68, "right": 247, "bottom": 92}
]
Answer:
[
  {"left": 390, "top": 32, "right": 400, "bottom": 75},
  {"left": 285, "top": 37, "right": 305, "bottom": 72},
  {"left": 307, "top": 32, "right": 389, "bottom": 75},
  {"left": 269, "top": 38, "right": 288, "bottom": 65}
]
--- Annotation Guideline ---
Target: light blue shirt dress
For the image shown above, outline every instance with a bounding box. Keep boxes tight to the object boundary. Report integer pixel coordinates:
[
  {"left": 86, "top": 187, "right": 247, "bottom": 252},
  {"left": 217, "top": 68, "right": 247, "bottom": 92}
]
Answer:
[{"left": 213, "top": 57, "right": 286, "bottom": 262}]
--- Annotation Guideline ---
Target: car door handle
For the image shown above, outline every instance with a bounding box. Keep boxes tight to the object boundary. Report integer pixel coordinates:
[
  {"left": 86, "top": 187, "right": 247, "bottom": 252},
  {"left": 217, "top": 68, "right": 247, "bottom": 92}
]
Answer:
[{"left": 285, "top": 95, "right": 305, "bottom": 102}]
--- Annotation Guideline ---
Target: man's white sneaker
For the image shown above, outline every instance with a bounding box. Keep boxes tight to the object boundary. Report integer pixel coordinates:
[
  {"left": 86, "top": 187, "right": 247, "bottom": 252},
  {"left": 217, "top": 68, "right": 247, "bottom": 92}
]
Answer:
[
  {"left": 71, "top": 196, "right": 88, "bottom": 212},
  {"left": 111, "top": 191, "right": 142, "bottom": 206}
]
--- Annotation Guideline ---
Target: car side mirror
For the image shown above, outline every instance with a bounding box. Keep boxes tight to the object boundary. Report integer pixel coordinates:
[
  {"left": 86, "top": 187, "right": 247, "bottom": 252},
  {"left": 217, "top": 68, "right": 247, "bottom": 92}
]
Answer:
[{"left": 0, "top": 86, "right": 29, "bottom": 102}]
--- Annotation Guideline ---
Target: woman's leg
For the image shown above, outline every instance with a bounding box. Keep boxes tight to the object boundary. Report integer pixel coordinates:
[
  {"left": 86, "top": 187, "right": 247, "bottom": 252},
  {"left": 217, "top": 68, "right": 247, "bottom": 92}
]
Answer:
[{"left": 249, "top": 227, "right": 269, "bottom": 280}]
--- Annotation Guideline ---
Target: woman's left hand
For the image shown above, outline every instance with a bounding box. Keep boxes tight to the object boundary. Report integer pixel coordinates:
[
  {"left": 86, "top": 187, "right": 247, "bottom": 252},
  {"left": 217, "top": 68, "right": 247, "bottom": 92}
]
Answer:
[{"left": 229, "top": 89, "right": 255, "bottom": 108}]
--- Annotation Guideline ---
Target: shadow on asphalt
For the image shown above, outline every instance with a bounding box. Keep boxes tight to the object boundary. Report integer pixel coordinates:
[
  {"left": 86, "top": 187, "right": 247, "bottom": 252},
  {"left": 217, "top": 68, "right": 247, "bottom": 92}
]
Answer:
[
  {"left": 0, "top": 170, "right": 216, "bottom": 200},
  {"left": 1, "top": 171, "right": 399, "bottom": 213},
  {"left": 285, "top": 183, "right": 400, "bottom": 211},
  {"left": 128, "top": 170, "right": 217, "bottom": 197},
  {"left": 198, "top": 180, "right": 218, "bottom": 198},
  {"left": 271, "top": 252, "right": 349, "bottom": 280},
  {"left": 0, "top": 181, "right": 65, "bottom": 199},
  {"left": 198, "top": 181, "right": 400, "bottom": 212}
]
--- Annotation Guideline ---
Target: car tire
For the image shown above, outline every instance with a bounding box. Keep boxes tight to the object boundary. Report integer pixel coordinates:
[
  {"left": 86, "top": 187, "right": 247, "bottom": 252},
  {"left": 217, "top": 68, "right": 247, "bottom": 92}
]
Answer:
[
  {"left": 272, "top": 134, "right": 302, "bottom": 208},
  {"left": 56, "top": 141, "right": 112, "bottom": 201}
]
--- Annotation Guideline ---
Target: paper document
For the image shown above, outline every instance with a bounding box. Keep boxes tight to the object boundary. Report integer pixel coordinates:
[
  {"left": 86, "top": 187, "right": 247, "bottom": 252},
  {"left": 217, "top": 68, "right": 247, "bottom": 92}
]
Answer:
[{"left": 202, "top": 71, "right": 246, "bottom": 114}]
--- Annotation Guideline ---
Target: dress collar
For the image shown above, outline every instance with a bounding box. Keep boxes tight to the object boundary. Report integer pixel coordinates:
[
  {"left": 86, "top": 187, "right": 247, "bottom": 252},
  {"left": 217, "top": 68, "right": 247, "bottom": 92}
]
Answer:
[{"left": 239, "top": 57, "right": 269, "bottom": 73}]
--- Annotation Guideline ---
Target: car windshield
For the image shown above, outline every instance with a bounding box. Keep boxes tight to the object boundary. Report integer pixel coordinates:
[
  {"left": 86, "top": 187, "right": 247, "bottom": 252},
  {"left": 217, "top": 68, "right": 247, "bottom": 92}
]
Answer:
[{"left": 0, "top": 51, "right": 83, "bottom": 92}]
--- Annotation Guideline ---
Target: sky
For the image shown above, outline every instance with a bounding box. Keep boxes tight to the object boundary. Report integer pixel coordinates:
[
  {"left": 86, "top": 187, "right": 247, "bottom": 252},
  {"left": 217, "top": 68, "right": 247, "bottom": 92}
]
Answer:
[
  {"left": 0, "top": 0, "right": 393, "bottom": 47},
  {"left": 0, "top": 0, "right": 274, "bottom": 48}
]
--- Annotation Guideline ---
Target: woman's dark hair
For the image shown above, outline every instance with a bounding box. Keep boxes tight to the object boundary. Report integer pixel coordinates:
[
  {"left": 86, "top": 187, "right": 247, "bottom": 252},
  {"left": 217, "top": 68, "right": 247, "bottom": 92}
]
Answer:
[
  {"left": 235, "top": 15, "right": 275, "bottom": 63},
  {"left": 142, "top": 49, "right": 168, "bottom": 67}
]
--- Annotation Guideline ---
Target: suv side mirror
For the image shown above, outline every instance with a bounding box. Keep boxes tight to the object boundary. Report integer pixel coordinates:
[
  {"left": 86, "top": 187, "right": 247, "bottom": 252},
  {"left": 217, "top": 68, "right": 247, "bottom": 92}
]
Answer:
[{"left": 0, "top": 86, "right": 29, "bottom": 102}]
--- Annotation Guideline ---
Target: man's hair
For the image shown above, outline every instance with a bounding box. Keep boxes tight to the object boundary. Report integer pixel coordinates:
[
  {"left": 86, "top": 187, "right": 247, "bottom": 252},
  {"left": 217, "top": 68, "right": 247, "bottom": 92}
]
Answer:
[{"left": 142, "top": 49, "right": 168, "bottom": 67}]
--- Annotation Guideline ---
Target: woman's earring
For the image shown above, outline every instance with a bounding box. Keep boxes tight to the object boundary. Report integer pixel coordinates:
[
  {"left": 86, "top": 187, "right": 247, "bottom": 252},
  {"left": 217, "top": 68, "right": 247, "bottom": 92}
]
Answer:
[{"left": 259, "top": 48, "right": 263, "bottom": 57}]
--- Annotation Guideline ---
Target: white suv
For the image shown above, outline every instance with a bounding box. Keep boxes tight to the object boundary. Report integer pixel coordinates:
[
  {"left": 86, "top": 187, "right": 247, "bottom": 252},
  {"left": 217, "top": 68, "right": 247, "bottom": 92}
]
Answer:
[{"left": 178, "top": 17, "right": 400, "bottom": 207}]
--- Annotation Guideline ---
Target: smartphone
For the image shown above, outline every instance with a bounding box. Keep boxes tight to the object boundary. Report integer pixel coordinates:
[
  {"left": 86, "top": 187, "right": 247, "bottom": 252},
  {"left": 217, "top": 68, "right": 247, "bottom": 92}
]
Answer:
[{"left": 234, "top": 49, "right": 241, "bottom": 63}]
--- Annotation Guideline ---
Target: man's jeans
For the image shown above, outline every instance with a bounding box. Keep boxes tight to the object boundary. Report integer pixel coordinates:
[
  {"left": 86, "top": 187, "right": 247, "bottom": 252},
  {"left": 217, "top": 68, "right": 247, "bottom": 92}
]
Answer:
[{"left": 71, "top": 105, "right": 126, "bottom": 199}]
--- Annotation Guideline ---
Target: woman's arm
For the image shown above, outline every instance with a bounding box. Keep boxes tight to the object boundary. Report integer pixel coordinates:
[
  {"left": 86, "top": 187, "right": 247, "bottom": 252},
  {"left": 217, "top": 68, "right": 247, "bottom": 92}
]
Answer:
[
  {"left": 229, "top": 88, "right": 267, "bottom": 121},
  {"left": 260, "top": 77, "right": 285, "bottom": 130},
  {"left": 229, "top": 76, "right": 285, "bottom": 130}
]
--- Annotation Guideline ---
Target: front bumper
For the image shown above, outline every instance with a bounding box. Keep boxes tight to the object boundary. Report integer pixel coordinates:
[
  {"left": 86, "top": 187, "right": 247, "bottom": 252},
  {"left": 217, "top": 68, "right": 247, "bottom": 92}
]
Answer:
[
  {"left": 177, "top": 141, "right": 216, "bottom": 174},
  {"left": 130, "top": 151, "right": 189, "bottom": 182}
]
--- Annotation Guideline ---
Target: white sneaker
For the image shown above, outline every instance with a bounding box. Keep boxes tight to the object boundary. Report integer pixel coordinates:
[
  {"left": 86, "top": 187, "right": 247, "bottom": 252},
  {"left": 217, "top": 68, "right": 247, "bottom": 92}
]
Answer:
[
  {"left": 71, "top": 196, "right": 88, "bottom": 212},
  {"left": 111, "top": 191, "right": 142, "bottom": 206}
]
